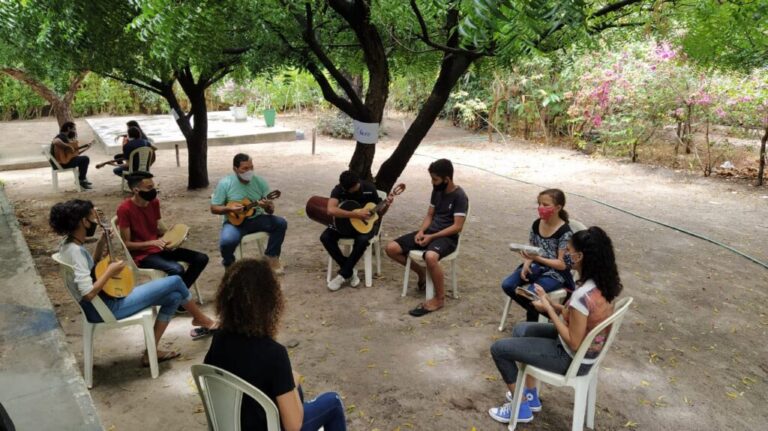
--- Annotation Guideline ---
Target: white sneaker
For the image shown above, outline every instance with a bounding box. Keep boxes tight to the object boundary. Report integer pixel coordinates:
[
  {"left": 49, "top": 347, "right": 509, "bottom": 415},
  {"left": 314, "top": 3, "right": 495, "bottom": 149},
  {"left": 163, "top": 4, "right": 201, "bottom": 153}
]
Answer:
[
  {"left": 328, "top": 274, "right": 346, "bottom": 291},
  {"left": 348, "top": 269, "right": 361, "bottom": 288}
]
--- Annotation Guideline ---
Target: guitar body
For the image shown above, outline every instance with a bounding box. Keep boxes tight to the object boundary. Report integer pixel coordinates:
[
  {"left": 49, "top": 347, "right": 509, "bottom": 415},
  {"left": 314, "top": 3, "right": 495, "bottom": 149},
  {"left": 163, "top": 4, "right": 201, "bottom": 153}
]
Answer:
[
  {"left": 333, "top": 200, "right": 365, "bottom": 236},
  {"left": 96, "top": 256, "right": 135, "bottom": 298},
  {"left": 226, "top": 199, "right": 256, "bottom": 226},
  {"left": 349, "top": 202, "right": 380, "bottom": 234},
  {"left": 53, "top": 140, "right": 90, "bottom": 165}
]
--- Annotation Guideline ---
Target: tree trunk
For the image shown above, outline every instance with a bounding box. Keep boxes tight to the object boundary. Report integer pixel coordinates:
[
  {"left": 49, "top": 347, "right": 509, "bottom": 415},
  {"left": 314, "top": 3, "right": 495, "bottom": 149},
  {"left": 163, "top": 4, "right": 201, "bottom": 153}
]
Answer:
[
  {"left": 375, "top": 52, "right": 477, "bottom": 191},
  {"left": 758, "top": 121, "right": 767, "bottom": 186},
  {"left": 160, "top": 81, "right": 209, "bottom": 189},
  {"left": 1, "top": 68, "right": 88, "bottom": 127}
]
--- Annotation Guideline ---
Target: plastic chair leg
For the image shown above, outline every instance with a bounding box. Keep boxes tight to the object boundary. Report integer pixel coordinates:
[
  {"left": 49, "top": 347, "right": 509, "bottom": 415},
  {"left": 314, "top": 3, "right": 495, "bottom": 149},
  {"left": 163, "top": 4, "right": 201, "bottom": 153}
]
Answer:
[
  {"left": 586, "top": 372, "right": 598, "bottom": 429},
  {"left": 508, "top": 367, "right": 527, "bottom": 431},
  {"left": 191, "top": 282, "right": 203, "bottom": 305},
  {"left": 83, "top": 321, "right": 95, "bottom": 388},
  {"left": 364, "top": 248, "right": 373, "bottom": 287},
  {"left": 401, "top": 256, "right": 411, "bottom": 297},
  {"left": 326, "top": 255, "right": 334, "bottom": 283},
  {"left": 498, "top": 296, "right": 512, "bottom": 331},
  {"left": 425, "top": 270, "right": 435, "bottom": 300},
  {"left": 375, "top": 241, "right": 382, "bottom": 276},
  {"left": 142, "top": 316, "right": 159, "bottom": 379},
  {"left": 73, "top": 167, "right": 81, "bottom": 192},
  {"left": 572, "top": 382, "right": 589, "bottom": 431}
]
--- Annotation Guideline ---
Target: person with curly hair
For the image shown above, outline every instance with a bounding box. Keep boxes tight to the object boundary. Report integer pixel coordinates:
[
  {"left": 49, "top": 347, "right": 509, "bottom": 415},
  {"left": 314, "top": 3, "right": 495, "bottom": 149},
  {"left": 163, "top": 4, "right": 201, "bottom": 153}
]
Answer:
[
  {"left": 50, "top": 199, "right": 218, "bottom": 366},
  {"left": 204, "top": 258, "right": 347, "bottom": 431},
  {"left": 488, "top": 226, "right": 623, "bottom": 425}
]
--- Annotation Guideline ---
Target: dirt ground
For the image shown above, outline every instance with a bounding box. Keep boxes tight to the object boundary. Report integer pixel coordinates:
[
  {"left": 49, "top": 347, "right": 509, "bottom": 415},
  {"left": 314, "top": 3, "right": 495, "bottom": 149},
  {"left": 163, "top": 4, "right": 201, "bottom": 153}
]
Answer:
[{"left": 2, "top": 113, "right": 767, "bottom": 431}]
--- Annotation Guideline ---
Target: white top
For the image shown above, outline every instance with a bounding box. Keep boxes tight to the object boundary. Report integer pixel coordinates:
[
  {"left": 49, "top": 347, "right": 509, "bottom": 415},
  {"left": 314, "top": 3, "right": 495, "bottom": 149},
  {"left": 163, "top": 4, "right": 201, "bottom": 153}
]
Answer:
[{"left": 59, "top": 240, "right": 95, "bottom": 299}]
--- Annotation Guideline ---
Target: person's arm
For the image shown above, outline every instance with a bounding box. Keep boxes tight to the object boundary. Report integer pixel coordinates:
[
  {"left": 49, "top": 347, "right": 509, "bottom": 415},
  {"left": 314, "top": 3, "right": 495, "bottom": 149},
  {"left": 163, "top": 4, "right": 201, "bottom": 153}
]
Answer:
[
  {"left": 533, "top": 285, "right": 587, "bottom": 351},
  {"left": 424, "top": 215, "right": 465, "bottom": 240},
  {"left": 210, "top": 181, "right": 241, "bottom": 215},
  {"left": 527, "top": 247, "right": 568, "bottom": 271},
  {"left": 120, "top": 225, "right": 165, "bottom": 251},
  {"left": 51, "top": 137, "right": 74, "bottom": 153},
  {"left": 326, "top": 197, "right": 368, "bottom": 220},
  {"left": 156, "top": 219, "right": 167, "bottom": 236},
  {"left": 275, "top": 390, "right": 303, "bottom": 431}
]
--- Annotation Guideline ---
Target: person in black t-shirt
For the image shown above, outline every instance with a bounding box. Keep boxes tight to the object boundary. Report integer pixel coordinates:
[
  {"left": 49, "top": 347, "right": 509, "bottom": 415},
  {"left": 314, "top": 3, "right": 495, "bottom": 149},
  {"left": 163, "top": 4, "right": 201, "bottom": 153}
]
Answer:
[
  {"left": 50, "top": 121, "right": 92, "bottom": 189},
  {"left": 321, "top": 170, "right": 393, "bottom": 291},
  {"left": 204, "top": 258, "right": 347, "bottom": 431},
  {"left": 112, "top": 126, "right": 154, "bottom": 177},
  {"left": 386, "top": 159, "right": 469, "bottom": 317}
]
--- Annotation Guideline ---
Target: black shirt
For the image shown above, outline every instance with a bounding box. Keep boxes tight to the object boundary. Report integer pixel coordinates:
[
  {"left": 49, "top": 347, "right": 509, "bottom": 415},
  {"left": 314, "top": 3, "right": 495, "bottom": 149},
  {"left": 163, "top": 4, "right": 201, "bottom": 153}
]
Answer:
[
  {"left": 428, "top": 186, "right": 469, "bottom": 233},
  {"left": 204, "top": 331, "right": 295, "bottom": 431},
  {"left": 330, "top": 180, "right": 381, "bottom": 205},
  {"left": 122, "top": 138, "right": 152, "bottom": 170}
]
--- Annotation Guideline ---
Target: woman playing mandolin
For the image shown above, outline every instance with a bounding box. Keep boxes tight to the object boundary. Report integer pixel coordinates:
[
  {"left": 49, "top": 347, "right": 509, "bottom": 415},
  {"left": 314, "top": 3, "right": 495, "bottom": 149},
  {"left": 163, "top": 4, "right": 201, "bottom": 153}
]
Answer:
[{"left": 50, "top": 199, "right": 218, "bottom": 366}]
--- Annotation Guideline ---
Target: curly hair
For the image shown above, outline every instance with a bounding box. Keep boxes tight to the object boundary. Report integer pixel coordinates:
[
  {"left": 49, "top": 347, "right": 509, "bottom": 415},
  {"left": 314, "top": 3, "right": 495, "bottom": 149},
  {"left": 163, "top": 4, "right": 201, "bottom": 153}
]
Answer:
[
  {"left": 49, "top": 199, "right": 94, "bottom": 236},
  {"left": 215, "top": 258, "right": 284, "bottom": 338},
  {"left": 572, "top": 226, "right": 622, "bottom": 302}
]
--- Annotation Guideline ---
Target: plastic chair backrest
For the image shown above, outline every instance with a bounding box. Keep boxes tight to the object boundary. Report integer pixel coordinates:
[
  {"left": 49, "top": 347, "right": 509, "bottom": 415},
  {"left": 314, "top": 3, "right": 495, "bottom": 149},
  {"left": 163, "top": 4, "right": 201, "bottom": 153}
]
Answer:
[
  {"left": 191, "top": 364, "right": 281, "bottom": 431},
  {"left": 51, "top": 253, "right": 117, "bottom": 323},
  {"left": 42, "top": 144, "right": 65, "bottom": 170},
  {"left": 563, "top": 296, "right": 633, "bottom": 380},
  {"left": 110, "top": 216, "right": 143, "bottom": 276},
  {"left": 126, "top": 146, "right": 153, "bottom": 174},
  {"left": 453, "top": 203, "right": 471, "bottom": 255},
  {"left": 570, "top": 219, "right": 587, "bottom": 233}
]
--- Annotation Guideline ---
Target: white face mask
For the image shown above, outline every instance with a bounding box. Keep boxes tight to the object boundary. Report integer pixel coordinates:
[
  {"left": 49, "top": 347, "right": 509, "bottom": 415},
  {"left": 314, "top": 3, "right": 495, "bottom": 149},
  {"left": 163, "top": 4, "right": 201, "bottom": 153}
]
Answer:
[{"left": 237, "top": 170, "right": 254, "bottom": 182}]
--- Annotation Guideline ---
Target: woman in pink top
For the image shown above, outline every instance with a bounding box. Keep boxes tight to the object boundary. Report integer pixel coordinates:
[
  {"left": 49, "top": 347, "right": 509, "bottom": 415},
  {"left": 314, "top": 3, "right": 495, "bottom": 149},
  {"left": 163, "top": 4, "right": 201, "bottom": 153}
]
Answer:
[{"left": 488, "top": 226, "right": 622, "bottom": 425}]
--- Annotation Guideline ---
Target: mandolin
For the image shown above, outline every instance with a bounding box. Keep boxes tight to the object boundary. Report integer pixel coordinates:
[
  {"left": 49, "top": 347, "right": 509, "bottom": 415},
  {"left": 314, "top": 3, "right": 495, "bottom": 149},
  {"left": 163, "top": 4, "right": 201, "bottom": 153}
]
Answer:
[
  {"left": 94, "top": 209, "right": 135, "bottom": 298},
  {"left": 334, "top": 183, "right": 405, "bottom": 235},
  {"left": 226, "top": 190, "right": 281, "bottom": 226}
]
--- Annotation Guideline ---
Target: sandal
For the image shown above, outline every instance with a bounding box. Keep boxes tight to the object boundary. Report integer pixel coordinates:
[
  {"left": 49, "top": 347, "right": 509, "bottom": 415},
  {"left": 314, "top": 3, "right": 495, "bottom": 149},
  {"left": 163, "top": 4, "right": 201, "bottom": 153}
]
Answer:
[
  {"left": 190, "top": 326, "right": 217, "bottom": 340},
  {"left": 141, "top": 350, "right": 180, "bottom": 367},
  {"left": 409, "top": 304, "right": 436, "bottom": 317}
]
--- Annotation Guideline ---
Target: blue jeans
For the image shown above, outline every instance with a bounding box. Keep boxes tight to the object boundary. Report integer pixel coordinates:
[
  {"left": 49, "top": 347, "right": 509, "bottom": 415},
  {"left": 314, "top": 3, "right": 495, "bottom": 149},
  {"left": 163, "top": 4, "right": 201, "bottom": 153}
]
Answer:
[
  {"left": 139, "top": 248, "right": 209, "bottom": 289},
  {"left": 502, "top": 263, "right": 565, "bottom": 322},
  {"left": 81, "top": 275, "right": 191, "bottom": 322},
  {"left": 219, "top": 215, "right": 288, "bottom": 266},
  {"left": 301, "top": 391, "right": 346, "bottom": 431},
  {"left": 491, "top": 322, "right": 590, "bottom": 385}
]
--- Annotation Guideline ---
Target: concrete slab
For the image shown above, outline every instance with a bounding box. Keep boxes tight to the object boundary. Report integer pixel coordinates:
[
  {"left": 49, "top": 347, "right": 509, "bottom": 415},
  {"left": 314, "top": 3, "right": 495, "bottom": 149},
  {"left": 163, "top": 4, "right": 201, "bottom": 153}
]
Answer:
[
  {"left": 0, "top": 188, "right": 102, "bottom": 430},
  {"left": 85, "top": 111, "right": 296, "bottom": 152}
]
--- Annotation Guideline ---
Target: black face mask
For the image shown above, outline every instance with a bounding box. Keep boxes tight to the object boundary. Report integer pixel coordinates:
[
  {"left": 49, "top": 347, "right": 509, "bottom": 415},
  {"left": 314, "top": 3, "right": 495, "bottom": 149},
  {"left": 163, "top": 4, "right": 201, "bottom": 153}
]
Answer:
[
  {"left": 84, "top": 219, "right": 98, "bottom": 237},
  {"left": 138, "top": 188, "right": 158, "bottom": 202},
  {"left": 433, "top": 180, "right": 448, "bottom": 192}
]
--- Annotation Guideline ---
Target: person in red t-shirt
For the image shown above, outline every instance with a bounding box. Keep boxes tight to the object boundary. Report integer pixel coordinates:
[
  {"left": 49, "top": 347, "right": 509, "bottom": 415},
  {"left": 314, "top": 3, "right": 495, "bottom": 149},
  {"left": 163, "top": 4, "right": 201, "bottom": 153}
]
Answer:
[{"left": 117, "top": 172, "right": 209, "bottom": 312}]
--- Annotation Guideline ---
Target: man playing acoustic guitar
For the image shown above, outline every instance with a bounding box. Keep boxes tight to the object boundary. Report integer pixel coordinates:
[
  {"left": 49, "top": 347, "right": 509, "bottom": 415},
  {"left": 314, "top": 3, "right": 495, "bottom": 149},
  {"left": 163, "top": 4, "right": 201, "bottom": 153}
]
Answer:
[
  {"left": 210, "top": 153, "right": 287, "bottom": 273},
  {"left": 50, "top": 121, "right": 92, "bottom": 189},
  {"left": 322, "top": 170, "right": 394, "bottom": 291},
  {"left": 117, "top": 172, "right": 210, "bottom": 318},
  {"left": 385, "top": 159, "right": 468, "bottom": 317}
]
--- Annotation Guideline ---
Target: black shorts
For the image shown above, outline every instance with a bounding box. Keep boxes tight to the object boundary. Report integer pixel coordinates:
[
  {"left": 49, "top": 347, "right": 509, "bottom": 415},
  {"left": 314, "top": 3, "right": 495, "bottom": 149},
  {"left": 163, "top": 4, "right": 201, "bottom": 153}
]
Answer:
[{"left": 394, "top": 230, "right": 458, "bottom": 260}]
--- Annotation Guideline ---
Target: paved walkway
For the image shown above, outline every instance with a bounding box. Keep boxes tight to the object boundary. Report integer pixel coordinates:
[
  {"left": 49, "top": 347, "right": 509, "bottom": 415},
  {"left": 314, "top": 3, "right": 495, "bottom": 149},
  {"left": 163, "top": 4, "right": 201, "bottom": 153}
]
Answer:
[{"left": 0, "top": 188, "right": 101, "bottom": 430}]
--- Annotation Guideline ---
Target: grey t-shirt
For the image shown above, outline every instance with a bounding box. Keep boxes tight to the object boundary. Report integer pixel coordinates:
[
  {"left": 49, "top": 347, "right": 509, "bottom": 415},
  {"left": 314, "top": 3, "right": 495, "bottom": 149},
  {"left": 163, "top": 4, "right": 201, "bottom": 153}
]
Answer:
[{"left": 427, "top": 186, "right": 469, "bottom": 233}]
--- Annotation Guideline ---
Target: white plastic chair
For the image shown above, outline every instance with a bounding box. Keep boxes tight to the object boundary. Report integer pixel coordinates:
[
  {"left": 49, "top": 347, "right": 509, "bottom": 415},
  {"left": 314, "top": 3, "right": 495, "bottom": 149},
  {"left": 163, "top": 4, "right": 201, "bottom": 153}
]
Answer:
[
  {"left": 121, "top": 146, "right": 154, "bottom": 192},
  {"left": 191, "top": 364, "right": 281, "bottom": 431},
  {"left": 41, "top": 144, "right": 81, "bottom": 192},
  {"left": 111, "top": 216, "right": 203, "bottom": 304},
  {"left": 326, "top": 190, "right": 386, "bottom": 287},
  {"left": 235, "top": 231, "right": 269, "bottom": 260},
  {"left": 498, "top": 219, "right": 588, "bottom": 331},
  {"left": 507, "top": 297, "right": 634, "bottom": 431},
  {"left": 52, "top": 253, "right": 159, "bottom": 388},
  {"left": 401, "top": 205, "right": 470, "bottom": 300}
]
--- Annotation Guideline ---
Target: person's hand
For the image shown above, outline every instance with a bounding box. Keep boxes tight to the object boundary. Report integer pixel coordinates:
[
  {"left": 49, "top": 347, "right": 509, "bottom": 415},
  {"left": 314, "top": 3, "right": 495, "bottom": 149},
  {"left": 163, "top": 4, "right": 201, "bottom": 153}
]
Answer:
[
  {"left": 531, "top": 284, "right": 552, "bottom": 312},
  {"left": 520, "top": 261, "right": 532, "bottom": 281},
  {"left": 416, "top": 233, "right": 432, "bottom": 246},
  {"left": 107, "top": 260, "right": 126, "bottom": 276},
  {"left": 227, "top": 204, "right": 244, "bottom": 214},
  {"left": 385, "top": 195, "right": 394, "bottom": 206},
  {"left": 148, "top": 239, "right": 167, "bottom": 249},
  {"left": 356, "top": 210, "right": 372, "bottom": 221},
  {"left": 520, "top": 250, "right": 537, "bottom": 261}
]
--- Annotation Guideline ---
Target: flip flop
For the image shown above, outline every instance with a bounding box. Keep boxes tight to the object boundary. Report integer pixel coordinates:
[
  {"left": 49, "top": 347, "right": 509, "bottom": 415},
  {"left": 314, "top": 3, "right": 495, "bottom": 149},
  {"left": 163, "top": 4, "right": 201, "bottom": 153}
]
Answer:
[
  {"left": 190, "top": 326, "right": 217, "bottom": 340},
  {"left": 408, "top": 304, "right": 435, "bottom": 317},
  {"left": 142, "top": 350, "right": 180, "bottom": 367}
]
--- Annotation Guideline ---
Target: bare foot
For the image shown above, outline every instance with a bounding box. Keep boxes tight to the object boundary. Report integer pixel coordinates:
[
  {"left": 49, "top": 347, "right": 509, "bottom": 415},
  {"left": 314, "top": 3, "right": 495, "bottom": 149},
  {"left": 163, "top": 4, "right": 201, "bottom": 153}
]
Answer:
[
  {"left": 192, "top": 317, "right": 218, "bottom": 329},
  {"left": 142, "top": 349, "right": 180, "bottom": 367},
  {"left": 423, "top": 297, "right": 444, "bottom": 311}
]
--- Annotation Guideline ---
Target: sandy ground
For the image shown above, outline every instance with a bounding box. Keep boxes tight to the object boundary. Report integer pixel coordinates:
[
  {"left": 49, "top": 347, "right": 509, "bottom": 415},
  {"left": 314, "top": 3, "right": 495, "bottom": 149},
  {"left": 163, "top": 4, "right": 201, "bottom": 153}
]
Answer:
[{"left": 1, "top": 113, "right": 767, "bottom": 431}]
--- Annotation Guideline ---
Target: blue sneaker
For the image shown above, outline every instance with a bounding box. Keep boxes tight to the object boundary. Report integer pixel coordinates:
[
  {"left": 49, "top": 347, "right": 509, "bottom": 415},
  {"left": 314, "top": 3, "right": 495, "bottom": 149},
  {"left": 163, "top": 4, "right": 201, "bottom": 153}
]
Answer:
[
  {"left": 488, "top": 401, "right": 534, "bottom": 424},
  {"left": 506, "top": 388, "right": 542, "bottom": 412}
]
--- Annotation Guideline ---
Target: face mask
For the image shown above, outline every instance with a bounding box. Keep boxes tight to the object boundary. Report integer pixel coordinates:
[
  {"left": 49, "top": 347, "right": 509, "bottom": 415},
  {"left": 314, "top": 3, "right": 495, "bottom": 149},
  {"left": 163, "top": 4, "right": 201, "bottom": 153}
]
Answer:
[
  {"left": 84, "top": 219, "right": 98, "bottom": 237},
  {"left": 138, "top": 188, "right": 158, "bottom": 202},
  {"left": 433, "top": 180, "right": 448, "bottom": 192},
  {"left": 538, "top": 206, "right": 556, "bottom": 220},
  {"left": 238, "top": 170, "right": 254, "bottom": 182}
]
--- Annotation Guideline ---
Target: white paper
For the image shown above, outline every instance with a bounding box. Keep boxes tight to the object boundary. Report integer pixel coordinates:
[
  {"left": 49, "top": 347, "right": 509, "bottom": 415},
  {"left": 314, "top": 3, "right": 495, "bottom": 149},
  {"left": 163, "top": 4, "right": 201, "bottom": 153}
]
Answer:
[
  {"left": 353, "top": 120, "right": 379, "bottom": 144},
  {"left": 170, "top": 108, "right": 180, "bottom": 120}
]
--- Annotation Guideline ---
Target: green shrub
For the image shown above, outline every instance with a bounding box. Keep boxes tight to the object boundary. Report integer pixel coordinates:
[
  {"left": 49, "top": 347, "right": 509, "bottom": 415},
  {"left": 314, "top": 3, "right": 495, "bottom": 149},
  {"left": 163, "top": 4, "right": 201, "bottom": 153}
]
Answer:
[{"left": 317, "top": 111, "right": 354, "bottom": 139}]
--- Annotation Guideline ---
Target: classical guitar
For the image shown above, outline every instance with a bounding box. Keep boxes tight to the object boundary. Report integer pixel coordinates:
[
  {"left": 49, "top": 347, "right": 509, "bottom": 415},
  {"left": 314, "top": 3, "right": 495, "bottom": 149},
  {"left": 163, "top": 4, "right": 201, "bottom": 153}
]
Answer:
[
  {"left": 94, "top": 209, "right": 136, "bottom": 298},
  {"left": 226, "top": 190, "right": 282, "bottom": 226},
  {"left": 53, "top": 138, "right": 92, "bottom": 166},
  {"left": 334, "top": 183, "right": 405, "bottom": 235},
  {"left": 95, "top": 159, "right": 119, "bottom": 169}
]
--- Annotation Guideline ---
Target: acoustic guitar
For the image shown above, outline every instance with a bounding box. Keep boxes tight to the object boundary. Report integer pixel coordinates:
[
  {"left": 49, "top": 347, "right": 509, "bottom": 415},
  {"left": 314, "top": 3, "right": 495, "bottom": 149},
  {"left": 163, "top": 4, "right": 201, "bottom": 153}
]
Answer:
[
  {"left": 306, "top": 183, "right": 405, "bottom": 236},
  {"left": 226, "top": 190, "right": 281, "bottom": 226},
  {"left": 94, "top": 209, "right": 135, "bottom": 298},
  {"left": 52, "top": 138, "right": 92, "bottom": 166}
]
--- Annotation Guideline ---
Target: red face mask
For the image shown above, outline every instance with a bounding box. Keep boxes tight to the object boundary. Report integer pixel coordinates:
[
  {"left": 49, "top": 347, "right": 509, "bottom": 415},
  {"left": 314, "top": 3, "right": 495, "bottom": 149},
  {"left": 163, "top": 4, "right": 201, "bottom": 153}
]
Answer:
[{"left": 538, "top": 206, "right": 556, "bottom": 220}]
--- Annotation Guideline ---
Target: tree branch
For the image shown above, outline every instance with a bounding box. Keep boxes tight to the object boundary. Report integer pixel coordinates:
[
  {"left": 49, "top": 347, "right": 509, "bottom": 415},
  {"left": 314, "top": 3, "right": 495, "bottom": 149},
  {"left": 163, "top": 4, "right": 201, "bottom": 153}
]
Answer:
[
  {"left": 98, "top": 72, "right": 164, "bottom": 95},
  {"left": 304, "top": 61, "right": 357, "bottom": 118},
  {"left": 1, "top": 68, "right": 60, "bottom": 103},
  {"left": 409, "top": 0, "right": 484, "bottom": 56}
]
